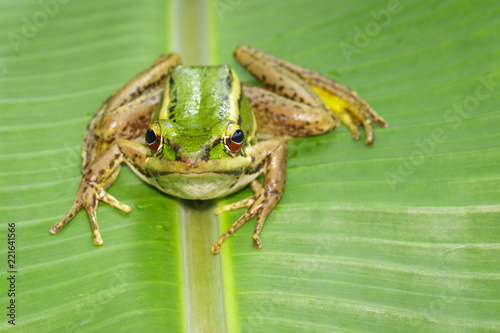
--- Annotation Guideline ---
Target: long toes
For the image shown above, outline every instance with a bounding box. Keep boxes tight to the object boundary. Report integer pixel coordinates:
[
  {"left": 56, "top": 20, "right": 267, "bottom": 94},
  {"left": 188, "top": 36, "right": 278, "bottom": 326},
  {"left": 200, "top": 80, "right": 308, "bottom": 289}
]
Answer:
[
  {"left": 50, "top": 204, "right": 82, "bottom": 234},
  {"left": 215, "top": 197, "right": 255, "bottom": 215},
  {"left": 100, "top": 192, "right": 131, "bottom": 213}
]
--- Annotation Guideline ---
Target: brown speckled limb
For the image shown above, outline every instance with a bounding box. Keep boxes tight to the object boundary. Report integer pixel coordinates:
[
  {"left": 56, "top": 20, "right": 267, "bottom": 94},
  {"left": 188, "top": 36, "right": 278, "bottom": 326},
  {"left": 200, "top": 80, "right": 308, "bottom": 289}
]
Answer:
[
  {"left": 234, "top": 45, "right": 387, "bottom": 144},
  {"left": 50, "top": 140, "right": 148, "bottom": 245},
  {"left": 52, "top": 54, "right": 180, "bottom": 244},
  {"left": 212, "top": 139, "right": 286, "bottom": 254},
  {"left": 243, "top": 84, "right": 339, "bottom": 139},
  {"left": 82, "top": 53, "right": 181, "bottom": 169}
]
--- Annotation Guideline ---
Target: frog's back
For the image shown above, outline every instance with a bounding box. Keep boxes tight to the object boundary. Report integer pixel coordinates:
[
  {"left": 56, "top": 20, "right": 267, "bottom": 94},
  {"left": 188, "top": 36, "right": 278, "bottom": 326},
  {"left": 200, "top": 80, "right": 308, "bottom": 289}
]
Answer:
[{"left": 166, "top": 65, "right": 236, "bottom": 129}]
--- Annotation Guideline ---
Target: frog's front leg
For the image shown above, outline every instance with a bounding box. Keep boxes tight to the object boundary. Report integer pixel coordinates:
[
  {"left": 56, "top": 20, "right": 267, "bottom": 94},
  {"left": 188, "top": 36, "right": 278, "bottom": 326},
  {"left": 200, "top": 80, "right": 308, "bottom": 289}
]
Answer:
[
  {"left": 212, "top": 138, "right": 286, "bottom": 254},
  {"left": 234, "top": 45, "right": 387, "bottom": 144},
  {"left": 50, "top": 140, "right": 148, "bottom": 245},
  {"left": 83, "top": 53, "right": 181, "bottom": 169}
]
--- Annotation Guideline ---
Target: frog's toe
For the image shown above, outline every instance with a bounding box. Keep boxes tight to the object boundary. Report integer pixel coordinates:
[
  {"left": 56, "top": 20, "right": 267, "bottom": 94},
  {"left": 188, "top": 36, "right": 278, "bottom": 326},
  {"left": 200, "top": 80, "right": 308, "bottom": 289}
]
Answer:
[
  {"left": 215, "top": 197, "right": 254, "bottom": 215},
  {"left": 362, "top": 119, "right": 374, "bottom": 145},
  {"left": 311, "top": 82, "right": 387, "bottom": 144},
  {"left": 50, "top": 204, "right": 82, "bottom": 235},
  {"left": 93, "top": 230, "right": 103, "bottom": 245},
  {"left": 339, "top": 112, "right": 361, "bottom": 140},
  {"left": 49, "top": 222, "right": 62, "bottom": 235},
  {"left": 252, "top": 234, "right": 262, "bottom": 249},
  {"left": 99, "top": 191, "right": 132, "bottom": 213}
]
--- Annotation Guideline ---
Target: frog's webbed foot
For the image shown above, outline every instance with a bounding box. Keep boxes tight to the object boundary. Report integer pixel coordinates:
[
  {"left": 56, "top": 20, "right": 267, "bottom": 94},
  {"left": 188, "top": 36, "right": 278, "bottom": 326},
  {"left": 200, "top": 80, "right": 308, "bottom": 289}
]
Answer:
[
  {"left": 212, "top": 140, "right": 286, "bottom": 254},
  {"left": 308, "top": 76, "right": 387, "bottom": 145},
  {"left": 212, "top": 183, "right": 275, "bottom": 254},
  {"left": 51, "top": 139, "right": 147, "bottom": 245},
  {"left": 49, "top": 176, "right": 131, "bottom": 245},
  {"left": 234, "top": 45, "right": 387, "bottom": 145}
]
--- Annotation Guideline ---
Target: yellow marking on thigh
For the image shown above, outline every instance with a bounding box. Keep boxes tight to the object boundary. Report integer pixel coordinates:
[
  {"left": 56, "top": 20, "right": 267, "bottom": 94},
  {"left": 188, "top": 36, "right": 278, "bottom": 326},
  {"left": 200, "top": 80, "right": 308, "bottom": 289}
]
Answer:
[{"left": 311, "top": 86, "right": 349, "bottom": 115}]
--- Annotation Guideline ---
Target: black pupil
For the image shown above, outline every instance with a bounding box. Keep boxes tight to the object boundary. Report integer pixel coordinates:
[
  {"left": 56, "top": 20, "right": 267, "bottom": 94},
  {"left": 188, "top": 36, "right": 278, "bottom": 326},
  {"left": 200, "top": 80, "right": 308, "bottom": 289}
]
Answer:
[
  {"left": 231, "top": 129, "right": 244, "bottom": 144},
  {"left": 145, "top": 128, "right": 157, "bottom": 145}
]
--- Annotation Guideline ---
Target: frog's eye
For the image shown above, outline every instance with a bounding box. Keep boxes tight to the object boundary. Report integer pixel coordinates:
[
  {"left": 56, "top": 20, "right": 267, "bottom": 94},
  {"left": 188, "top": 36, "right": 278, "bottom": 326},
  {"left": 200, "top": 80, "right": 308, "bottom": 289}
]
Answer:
[
  {"left": 145, "top": 122, "right": 163, "bottom": 152},
  {"left": 223, "top": 123, "right": 245, "bottom": 154}
]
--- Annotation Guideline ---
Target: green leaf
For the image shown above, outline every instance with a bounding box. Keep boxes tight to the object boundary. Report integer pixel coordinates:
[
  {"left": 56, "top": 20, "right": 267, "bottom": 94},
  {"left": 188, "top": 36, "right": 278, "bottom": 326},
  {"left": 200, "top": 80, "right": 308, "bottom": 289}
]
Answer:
[{"left": 1, "top": 0, "right": 499, "bottom": 332}]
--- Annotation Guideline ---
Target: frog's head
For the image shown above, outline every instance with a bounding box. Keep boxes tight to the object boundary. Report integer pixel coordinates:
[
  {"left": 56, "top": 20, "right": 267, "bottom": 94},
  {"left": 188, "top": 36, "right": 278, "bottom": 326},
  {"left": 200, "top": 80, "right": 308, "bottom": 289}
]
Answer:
[
  {"left": 145, "top": 119, "right": 246, "bottom": 163},
  {"left": 144, "top": 65, "right": 256, "bottom": 173}
]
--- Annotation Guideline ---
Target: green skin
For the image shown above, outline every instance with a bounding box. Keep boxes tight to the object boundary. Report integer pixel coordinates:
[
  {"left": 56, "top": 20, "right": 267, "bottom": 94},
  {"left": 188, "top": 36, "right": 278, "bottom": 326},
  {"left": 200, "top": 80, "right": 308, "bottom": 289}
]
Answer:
[{"left": 50, "top": 46, "right": 387, "bottom": 254}]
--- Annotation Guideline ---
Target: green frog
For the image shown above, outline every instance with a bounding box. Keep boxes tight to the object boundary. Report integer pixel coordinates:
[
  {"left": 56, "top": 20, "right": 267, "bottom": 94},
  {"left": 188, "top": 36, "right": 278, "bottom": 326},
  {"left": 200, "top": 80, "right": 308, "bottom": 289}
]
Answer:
[{"left": 50, "top": 46, "right": 387, "bottom": 254}]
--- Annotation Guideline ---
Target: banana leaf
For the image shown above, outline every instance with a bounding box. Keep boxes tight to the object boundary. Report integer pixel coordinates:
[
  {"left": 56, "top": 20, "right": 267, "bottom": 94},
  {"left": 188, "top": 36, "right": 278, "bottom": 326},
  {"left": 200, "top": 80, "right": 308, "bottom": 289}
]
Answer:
[{"left": 0, "top": 0, "right": 499, "bottom": 331}]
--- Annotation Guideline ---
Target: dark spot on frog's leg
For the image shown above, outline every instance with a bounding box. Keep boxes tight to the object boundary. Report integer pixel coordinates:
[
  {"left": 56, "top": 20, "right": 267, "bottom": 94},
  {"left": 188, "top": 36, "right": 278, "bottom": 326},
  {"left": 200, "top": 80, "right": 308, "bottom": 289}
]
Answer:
[
  {"left": 99, "top": 169, "right": 105, "bottom": 176},
  {"left": 262, "top": 75, "right": 266, "bottom": 82},
  {"left": 169, "top": 105, "right": 176, "bottom": 113},
  {"left": 173, "top": 90, "right": 177, "bottom": 98},
  {"left": 169, "top": 113, "right": 175, "bottom": 119},
  {"left": 171, "top": 97, "right": 177, "bottom": 104},
  {"left": 109, "top": 161, "right": 115, "bottom": 169},
  {"left": 169, "top": 77, "right": 174, "bottom": 87},
  {"left": 278, "top": 86, "right": 284, "bottom": 91}
]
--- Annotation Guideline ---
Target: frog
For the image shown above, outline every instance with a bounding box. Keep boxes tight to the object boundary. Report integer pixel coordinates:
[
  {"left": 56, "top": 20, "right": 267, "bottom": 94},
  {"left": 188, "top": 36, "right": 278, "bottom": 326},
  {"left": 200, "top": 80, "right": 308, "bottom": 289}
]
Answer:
[{"left": 50, "top": 45, "right": 387, "bottom": 254}]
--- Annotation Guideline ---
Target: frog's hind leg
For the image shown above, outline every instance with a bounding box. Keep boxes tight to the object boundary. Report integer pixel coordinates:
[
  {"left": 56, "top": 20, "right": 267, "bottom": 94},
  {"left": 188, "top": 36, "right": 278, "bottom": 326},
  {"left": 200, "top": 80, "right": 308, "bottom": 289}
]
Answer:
[
  {"left": 82, "top": 53, "right": 181, "bottom": 169},
  {"left": 234, "top": 45, "right": 387, "bottom": 144},
  {"left": 243, "top": 84, "right": 339, "bottom": 139}
]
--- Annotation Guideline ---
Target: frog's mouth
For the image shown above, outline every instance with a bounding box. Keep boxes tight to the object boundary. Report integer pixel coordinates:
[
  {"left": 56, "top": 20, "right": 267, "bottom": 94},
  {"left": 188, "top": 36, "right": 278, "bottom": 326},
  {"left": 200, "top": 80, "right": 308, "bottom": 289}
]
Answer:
[{"left": 145, "top": 155, "right": 252, "bottom": 176}]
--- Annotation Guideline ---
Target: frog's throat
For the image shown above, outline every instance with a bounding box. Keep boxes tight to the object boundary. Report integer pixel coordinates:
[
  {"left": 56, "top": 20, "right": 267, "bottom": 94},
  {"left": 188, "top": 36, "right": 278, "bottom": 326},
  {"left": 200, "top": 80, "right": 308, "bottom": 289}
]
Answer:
[{"left": 145, "top": 155, "right": 252, "bottom": 176}]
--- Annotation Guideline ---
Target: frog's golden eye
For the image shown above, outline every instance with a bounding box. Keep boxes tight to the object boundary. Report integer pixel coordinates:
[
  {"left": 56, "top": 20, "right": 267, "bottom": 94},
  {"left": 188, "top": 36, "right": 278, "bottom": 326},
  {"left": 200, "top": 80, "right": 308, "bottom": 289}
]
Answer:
[
  {"left": 224, "top": 123, "right": 245, "bottom": 154},
  {"left": 145, "top": 122, "right": 163, "bottom": 152}
]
